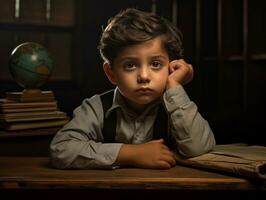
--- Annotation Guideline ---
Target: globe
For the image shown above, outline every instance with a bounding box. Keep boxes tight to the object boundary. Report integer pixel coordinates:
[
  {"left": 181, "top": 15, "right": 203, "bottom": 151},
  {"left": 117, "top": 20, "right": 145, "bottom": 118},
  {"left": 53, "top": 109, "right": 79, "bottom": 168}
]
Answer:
[{"left": 9, "top": 42, "right": 53, "bottom": 89}]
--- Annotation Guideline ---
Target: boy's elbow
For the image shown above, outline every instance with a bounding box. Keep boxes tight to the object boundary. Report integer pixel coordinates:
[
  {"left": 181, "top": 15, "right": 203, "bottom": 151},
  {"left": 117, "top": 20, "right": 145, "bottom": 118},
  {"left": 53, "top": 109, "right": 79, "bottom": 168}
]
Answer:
[
  {"left": 178, "top": 145, "right": 205, "bottom": 158},
  {"left": 178, "top": 136, "right": 216, "bottom": 158},
  {"left": 49, "top": 144, "right": 74, "bottom": 169},
  {"left": 49, "top": 151, "right": 71, "bottom": 169}
]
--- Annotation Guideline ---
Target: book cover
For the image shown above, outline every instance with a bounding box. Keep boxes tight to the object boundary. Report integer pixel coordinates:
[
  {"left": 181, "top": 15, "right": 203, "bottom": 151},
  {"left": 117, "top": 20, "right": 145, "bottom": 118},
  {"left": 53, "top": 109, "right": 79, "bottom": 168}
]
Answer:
[
  {"left": 6, "top": 90, "right": 55, "bottom": 102},
  {"left": 1, "top": 106, "right": 58, "bottom": 113},
  {"left": 0, "top": 99, "right": 57, "bottom": 109},
  {"left": 0, "top": 111, "right": 67, "bottom": 122},
  {"left": 0, "top": 99, "right": 58, "bottom": 113},
  {"left": 0, "top": 118, "right": 70, "bottom": 131}
]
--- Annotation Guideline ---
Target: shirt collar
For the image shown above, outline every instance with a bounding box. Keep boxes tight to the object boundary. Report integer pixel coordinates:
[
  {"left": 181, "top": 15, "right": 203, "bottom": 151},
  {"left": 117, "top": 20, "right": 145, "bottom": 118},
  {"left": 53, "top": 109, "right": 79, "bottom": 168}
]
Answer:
[{"left": 105, "top": 87, "right": 120, "bottom": 118}]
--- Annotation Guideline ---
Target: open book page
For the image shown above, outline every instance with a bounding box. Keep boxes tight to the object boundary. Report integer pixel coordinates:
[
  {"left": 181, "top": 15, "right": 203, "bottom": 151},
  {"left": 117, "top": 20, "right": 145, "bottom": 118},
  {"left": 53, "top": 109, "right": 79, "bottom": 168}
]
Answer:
[{"left": 174, "top": 143, "right": 266, "bottom": 180}]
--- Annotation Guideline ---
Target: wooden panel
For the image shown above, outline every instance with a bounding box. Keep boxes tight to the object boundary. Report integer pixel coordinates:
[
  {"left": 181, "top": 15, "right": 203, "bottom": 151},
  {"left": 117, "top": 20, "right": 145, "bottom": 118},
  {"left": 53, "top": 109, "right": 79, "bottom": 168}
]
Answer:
[
  {"left": 47, "top": 32, "right": 72, "bottom": 80},
  {"left": 0, "top": 0, "right": 15, "bottom": 23},
  {"left": 14, "top": 31, "right": 46, "bottom": 45},
  {"left": 0, "top": 31, "right": 15, "bottom": 80},
  {"left": 20, "top": 0, "right": 47, "bottom": 24},
  {"left": 174, "top": 0, "right": 197, "bottom": 101},
  {"left": 201, "top": 0, "right": 217, "bottom": 58},
  {"left": 200, "top": 60, "right": 219, "bottom": 112},
  {"left": 156, "top": 0, "right": 173, "bottom": 21},
  {"left": 177, "top": 0, "right": 196, "bottom": 61},
  {"left": 249, "top": 0, "right": 266, "bottom": 55},
  {"left": 0, "top": 136, "right": 53, "bottom": 156},
  {"left": 50, "top": 0, "right": 75, "bottom": 26},
  {"left": 220, "top": 62, "right": 244, "bottom": 112},
  {"left": 133, "top": 0, "right": 153, "bottom": 11},
  {"left": 222, "top": 0, "right": 243, "bottom": 58},
  {"left": 247, "top": 61, "right": 266, "bottom": 117},
  {"left": 0, "top": 127, "right": 59, "bottom": 156}
]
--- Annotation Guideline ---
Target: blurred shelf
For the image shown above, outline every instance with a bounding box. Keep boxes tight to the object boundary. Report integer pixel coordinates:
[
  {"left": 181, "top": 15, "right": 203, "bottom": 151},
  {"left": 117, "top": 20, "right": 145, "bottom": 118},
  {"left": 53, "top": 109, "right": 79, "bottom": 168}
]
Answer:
[
  {"left": 226, "top": 55, "right": 244, "bottom": 62},
  {"left": 0, "top": 23, "right": 74, "bottom": 32},
  {"left": 250, "top": 53, "right": 266, "bottom": 61}
]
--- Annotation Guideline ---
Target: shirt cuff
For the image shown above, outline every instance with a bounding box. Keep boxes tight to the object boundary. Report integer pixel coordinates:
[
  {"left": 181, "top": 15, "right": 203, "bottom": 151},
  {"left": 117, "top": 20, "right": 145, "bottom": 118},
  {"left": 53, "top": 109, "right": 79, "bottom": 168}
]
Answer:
[
  {"left": 163, "top": 85, "right": 191, "bottom": 113},
  {"left": 98, "top": 143, "right": 123, "bottom": 167},
  {"left": 78, "top": 142, "right": 123, "bottom": 169}
]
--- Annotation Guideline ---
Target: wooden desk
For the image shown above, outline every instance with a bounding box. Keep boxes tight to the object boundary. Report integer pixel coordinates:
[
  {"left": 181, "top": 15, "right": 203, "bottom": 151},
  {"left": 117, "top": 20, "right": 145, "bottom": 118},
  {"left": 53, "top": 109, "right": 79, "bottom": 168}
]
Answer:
[
  {"left": 0, "top": 157, "right": 265, "bottom": 199},
  {"left": 0, "top": 127, "right": 59, "bottom": 156}
]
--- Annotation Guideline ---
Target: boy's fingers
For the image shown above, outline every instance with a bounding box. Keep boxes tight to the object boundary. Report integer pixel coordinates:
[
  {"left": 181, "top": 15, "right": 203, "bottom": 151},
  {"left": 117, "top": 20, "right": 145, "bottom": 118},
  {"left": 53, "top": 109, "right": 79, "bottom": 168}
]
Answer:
[
  {"left": 169, "top": 60, "right": 182, "bottom": 71},
  {"left": 147, "top": 138, "right": 164, "bottom": 144},
  {"left": 169, "top": 60, "right": 192, "bottom": 74},
  {"left": 163, "top": 149, "right": 174, "bottom": 156},
  {"left": 157, "top": 161, "right": 171, "bottom": 169},
  {"left": 161, "top": 144, "right": 170, "bottom": 151},
  {"left": 170, "top": 59, "right": 193, "bottom": 85},
  {"left": 164, "top": 151, "right": 176, "bottom": 163},
  {"left": 161, "top": 154, "right": 176, "bottom": 167},
  {"left": 159, "top": 148, "right": 176, "bottom": 167}
]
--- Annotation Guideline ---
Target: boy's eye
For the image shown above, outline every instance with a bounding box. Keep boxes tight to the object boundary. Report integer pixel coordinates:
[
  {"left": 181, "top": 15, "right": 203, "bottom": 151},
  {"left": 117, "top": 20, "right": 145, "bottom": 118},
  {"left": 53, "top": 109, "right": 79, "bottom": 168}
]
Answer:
[
  {"left": 151, "top": 61, "right": 163, "bottom": 69},
  {"left": 123, "top": 62, "right": 136, "bottom": 70}
]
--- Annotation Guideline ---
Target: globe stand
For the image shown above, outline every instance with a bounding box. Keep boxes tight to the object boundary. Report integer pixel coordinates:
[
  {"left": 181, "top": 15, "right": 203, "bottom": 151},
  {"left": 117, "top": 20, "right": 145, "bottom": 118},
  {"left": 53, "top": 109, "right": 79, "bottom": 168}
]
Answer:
[{"left": 6, "top": 89, "right": 55, "bottom": 102}]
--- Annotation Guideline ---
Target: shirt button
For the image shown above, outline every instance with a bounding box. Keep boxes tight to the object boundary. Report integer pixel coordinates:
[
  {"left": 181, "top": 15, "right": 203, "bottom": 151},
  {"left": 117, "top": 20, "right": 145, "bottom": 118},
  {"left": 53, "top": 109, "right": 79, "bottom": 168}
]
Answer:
[{"left": 167, "top": 97, "right": 174, "bottom": 103}]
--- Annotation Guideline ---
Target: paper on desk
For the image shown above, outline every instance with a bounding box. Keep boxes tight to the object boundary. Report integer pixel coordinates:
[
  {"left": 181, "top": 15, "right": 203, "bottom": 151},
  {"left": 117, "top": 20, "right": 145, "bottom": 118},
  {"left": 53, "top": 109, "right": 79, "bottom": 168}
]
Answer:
[{"left": 174, "top": 143, "right": 266, "bottom": 179}]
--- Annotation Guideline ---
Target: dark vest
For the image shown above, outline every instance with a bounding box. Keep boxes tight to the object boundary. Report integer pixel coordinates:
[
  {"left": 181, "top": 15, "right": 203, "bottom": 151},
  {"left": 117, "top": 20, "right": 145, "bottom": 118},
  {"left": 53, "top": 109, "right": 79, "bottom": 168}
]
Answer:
[{"left": 100, "top": 90, "right": 174, "bottom": 149}]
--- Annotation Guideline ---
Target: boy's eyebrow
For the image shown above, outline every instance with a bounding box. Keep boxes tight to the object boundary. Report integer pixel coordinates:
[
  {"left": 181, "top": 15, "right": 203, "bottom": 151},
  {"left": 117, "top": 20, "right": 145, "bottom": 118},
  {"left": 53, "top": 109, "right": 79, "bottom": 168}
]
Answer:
[
  {"left": 150, "top": 55, "right": 168, "bottom": 60},
  {"left": 119, "top": 56, "right": 138, "bottom": 60},
  {"left": 119, "top": 55, "right": 168, "bottom": 61}
]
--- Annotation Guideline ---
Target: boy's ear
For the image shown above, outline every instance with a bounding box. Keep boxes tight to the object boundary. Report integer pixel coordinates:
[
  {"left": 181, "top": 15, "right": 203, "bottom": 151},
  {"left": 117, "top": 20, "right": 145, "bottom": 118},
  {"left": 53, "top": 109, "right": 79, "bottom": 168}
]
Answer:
[{"left": 103, "top": 62, "right": 117, "bottom": 85}]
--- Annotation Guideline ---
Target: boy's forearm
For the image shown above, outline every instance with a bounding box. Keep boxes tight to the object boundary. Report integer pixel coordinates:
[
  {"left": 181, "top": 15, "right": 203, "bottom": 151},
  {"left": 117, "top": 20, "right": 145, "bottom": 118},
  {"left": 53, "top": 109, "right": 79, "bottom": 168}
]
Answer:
[{"left": 115, "top": 144, "right": 139, "bottom": 167}]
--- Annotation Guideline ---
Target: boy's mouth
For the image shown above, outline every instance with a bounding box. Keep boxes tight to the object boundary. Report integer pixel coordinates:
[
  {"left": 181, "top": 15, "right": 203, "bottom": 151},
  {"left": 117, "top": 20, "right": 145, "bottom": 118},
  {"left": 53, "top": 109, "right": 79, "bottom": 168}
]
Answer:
[{"left": 135, "top": 88, "right": 154, "bottom": 93}]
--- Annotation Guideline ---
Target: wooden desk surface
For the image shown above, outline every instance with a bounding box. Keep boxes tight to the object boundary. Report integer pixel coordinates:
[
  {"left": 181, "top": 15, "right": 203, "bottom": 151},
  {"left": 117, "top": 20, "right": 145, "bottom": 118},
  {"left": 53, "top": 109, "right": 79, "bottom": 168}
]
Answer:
[{"left": 0, "top": 157, "right": 265, "bottom": 191}]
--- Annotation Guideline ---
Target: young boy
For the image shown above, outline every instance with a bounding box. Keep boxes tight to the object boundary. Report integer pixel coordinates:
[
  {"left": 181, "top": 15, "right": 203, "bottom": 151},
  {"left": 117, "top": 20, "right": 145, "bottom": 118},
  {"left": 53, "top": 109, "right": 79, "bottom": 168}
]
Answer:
[{"left": 50, "top": 8, "right": 216, "bottom": 169}]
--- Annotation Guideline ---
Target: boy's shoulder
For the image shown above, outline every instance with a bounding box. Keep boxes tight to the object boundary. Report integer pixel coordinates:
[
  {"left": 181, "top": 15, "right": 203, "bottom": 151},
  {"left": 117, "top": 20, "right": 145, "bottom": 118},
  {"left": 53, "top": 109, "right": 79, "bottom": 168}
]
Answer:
[
  {"left": 80, "top": 93, "right": 102, "bottom": 110},
  {"left": 81, "top": 89, "right": 115, "bottom": 110}
]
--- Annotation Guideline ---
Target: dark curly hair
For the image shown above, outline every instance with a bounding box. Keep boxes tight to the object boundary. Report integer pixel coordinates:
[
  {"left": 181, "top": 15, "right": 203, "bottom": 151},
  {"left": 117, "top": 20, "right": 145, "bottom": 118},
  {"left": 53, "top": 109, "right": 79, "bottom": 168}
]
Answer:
[{"left": 98, "top": 8, "right": 183, "bottom": 66}]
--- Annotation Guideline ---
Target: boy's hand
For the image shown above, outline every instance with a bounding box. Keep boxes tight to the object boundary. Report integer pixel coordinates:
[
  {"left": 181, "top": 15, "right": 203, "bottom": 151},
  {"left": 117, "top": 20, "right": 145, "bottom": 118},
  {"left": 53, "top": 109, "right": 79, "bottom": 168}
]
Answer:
[
  {"left": 167, "top": 59, "right": 194, "bottom": 89},
  {"left": 116, "top": 139, "right": 176, "bottom": 169}
]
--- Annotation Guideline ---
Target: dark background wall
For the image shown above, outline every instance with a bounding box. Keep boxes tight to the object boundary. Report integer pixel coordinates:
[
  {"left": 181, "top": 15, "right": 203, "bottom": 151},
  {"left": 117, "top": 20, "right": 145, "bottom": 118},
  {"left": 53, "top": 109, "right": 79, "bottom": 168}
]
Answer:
[{"left": 0, "top": 0, "right": 266, "bottom": 145}]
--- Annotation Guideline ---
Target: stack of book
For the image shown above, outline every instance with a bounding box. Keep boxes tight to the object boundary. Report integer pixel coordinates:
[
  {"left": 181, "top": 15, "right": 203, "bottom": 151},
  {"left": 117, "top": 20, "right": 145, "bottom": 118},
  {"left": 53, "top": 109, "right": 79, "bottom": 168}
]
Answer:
[{"left": 0, "top": 91, "right": 70, "bottom": 131}]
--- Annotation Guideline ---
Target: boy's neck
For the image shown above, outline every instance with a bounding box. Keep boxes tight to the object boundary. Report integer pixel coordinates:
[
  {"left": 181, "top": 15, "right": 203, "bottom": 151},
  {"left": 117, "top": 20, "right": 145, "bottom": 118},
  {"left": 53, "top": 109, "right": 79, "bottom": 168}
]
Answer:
[
  {"left": 126, "top": 101, "right": 147, "bottom": 114},
  {"left": 123, "top": 96, "right": 159, "bottom": 115}
]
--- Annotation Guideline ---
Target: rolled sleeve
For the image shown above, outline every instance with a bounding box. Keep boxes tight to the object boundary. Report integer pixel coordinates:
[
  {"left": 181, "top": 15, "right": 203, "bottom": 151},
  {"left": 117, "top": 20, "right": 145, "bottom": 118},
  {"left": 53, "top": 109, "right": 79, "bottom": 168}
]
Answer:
[
  {"left": 78, "top": 142, "right": 122, "bottom": 168},
  {"left": 163, "top": 85, "right": 216, "bottom": 157},
  {"left": 163, "top": 85, "right": 191, "bottom": 112}
]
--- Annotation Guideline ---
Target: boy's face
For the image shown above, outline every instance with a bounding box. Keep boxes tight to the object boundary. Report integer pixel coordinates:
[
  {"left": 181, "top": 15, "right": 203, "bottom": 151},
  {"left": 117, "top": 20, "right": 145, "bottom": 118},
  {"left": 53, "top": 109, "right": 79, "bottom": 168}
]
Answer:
[{"left": 104, "top": 37, "right": 169, "bottom": 112}]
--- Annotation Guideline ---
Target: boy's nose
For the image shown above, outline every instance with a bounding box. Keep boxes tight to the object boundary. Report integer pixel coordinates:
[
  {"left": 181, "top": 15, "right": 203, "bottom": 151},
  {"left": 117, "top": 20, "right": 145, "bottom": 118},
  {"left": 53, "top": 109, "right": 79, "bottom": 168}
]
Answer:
[{"left": 137, "top": 67, "right": 150, "bottom": 84}]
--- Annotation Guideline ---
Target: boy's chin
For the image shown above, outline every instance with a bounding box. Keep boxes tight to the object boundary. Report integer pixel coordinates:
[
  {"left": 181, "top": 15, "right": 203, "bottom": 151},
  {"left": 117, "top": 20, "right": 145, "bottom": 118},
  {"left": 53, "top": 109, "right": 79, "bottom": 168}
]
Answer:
[{"left": 134, "top": 97, "right": 159, "bottom": 105}]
